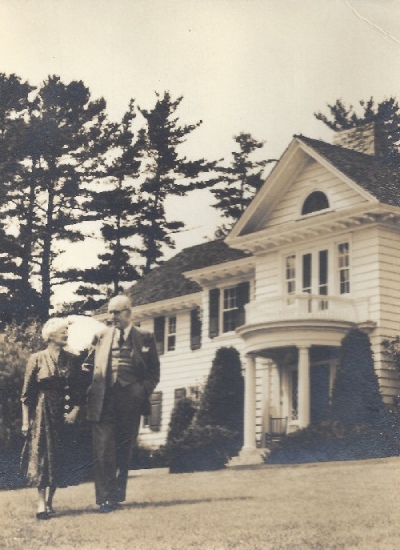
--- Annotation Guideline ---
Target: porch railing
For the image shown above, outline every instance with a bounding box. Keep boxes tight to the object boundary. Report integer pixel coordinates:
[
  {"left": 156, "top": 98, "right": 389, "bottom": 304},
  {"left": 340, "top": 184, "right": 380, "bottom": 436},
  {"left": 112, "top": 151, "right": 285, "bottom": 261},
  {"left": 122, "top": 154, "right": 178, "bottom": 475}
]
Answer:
[{"left": 245, "top": 294, "right": 370, "bottom": 325}]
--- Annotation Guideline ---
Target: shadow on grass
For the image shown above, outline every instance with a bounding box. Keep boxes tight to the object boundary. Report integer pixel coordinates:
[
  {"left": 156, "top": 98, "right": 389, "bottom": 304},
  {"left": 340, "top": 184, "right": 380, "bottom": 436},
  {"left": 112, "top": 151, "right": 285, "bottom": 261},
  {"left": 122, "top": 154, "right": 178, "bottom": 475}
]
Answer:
[{"left": 55, "top": 496, "right": 254, "bottom": 518}]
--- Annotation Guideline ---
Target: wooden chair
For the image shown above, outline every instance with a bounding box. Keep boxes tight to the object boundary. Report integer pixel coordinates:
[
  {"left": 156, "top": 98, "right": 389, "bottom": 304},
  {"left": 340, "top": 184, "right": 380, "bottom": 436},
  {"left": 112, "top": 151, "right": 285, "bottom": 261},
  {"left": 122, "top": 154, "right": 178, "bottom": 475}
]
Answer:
[{"left": 265, "top": 416, "right": 288, "bottom": 445}]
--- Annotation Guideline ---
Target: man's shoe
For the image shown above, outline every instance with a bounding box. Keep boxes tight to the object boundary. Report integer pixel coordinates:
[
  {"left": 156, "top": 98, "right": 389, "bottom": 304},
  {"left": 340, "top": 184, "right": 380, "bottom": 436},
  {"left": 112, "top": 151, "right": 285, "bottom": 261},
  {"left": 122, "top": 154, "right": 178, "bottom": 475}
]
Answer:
[{"left": 98, "top": 502, "right": 114, "bottom": 514}]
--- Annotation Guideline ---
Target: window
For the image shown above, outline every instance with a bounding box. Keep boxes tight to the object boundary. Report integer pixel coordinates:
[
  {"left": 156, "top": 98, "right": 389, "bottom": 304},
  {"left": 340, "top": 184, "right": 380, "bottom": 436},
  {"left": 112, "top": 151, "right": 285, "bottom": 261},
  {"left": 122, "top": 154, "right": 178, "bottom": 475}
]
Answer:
[
  {"left": 208, "top": 282, "right": 250, "bottom": 338},
  {"left": 301, "top": 191, "right": 329, "bottom": 215},
  {"left": 174, "top": 387, "right": 186, "bottom": 405},
  {"left": 143, "top": 391, "right": 163, "bottom": 431},
  {"left": 223, "top": 287, "right": 238, "bottom": 332},
  {"left": 154, "top": 316, "right": 165, "bottom": 355},
  {"left": 338, "top": 242, "right": 350, "bottom": 294},
  {"left": 190, "top": 307, "right": 202, "bottom": 350},
  {"left": 167, "top": 316, "right": 177, "bottom": 351},
  {"left": 285, "top": 255, "right": 296, "bottom": 302},
  {"left": 154, "top": 315, "right": 177, "bottom": 353}
]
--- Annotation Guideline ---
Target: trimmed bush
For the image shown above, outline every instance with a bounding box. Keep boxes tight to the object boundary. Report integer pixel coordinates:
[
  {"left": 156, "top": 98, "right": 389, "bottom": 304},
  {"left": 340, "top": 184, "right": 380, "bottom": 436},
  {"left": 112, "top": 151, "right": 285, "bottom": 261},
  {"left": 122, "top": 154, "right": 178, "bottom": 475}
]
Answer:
[
  {"left": 168, "top": 422, "right": 238, "bottom": 473},
  {"left": 168, "top": 347, "right": 244, "bottom": 473},
  {"left": 166, "top": 397, "right": 197, "bottom": 445},
  {"left": 266, "top": 420, "right": 399, "bottom": 464},
  {"left": 331, "top": 328, "right": 385, "bottom": 427},
  {"left": 197, "top": 347, "right": 244, "bottom": 438}
]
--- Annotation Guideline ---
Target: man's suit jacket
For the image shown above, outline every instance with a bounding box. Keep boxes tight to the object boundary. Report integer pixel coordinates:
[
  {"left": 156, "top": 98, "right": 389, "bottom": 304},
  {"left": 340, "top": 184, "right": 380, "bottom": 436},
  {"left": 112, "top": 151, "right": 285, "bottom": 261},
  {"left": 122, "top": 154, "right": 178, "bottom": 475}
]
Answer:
[{"left": 84, "top": 325, "right": 160, "bottom": 422}]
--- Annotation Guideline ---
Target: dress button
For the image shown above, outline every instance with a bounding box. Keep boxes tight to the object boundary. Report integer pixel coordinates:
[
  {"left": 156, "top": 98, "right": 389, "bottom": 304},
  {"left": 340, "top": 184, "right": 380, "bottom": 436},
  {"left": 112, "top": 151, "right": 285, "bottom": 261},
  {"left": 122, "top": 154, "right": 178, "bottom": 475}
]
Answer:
[
  {"left": 65, "top": 385, "right": 70, "bottom": 390},
  {"left": 65, "top": 395, "right": 71, "bottom": 401}
]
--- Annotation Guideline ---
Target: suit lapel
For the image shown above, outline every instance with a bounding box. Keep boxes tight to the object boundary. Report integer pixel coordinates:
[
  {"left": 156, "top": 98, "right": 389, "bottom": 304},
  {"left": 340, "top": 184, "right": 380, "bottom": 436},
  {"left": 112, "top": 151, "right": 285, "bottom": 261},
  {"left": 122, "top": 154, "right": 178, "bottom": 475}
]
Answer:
[
  {"left": 129, "top": 326, "right": 143, "bottom": 355},
  {"left": 96, "top": 327, "right": 115, "bottom": 377}
]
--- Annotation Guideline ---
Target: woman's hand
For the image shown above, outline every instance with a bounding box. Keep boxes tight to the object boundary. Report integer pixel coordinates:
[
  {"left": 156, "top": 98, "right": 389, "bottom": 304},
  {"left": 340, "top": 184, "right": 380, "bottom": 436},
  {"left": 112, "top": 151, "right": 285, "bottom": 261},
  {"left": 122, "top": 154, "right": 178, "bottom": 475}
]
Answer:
[
  {"left": 64, "top": 407, "right": 80, "bottom": 425},
  {"left": 21, "top": 422, "right": 30, "bottom": 437}
]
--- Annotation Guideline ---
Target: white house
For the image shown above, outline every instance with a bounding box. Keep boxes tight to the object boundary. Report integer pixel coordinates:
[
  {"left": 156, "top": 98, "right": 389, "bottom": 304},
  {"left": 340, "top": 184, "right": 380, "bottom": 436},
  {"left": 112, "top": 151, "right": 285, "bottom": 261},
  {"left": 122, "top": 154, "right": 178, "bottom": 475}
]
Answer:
[{"left": 97, "top": 122, "right": 400, "bottom": 463}]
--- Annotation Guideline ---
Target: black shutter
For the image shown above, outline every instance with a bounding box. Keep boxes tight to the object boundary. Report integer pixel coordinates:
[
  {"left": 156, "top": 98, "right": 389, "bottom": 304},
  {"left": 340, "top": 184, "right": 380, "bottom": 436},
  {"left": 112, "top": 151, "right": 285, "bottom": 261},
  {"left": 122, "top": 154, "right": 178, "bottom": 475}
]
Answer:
[
  {"left": 209, "top": 288, "right": 220, "bottom": 338},
  {"left": 150, "top": 391, "right": 162, "bottom": 431},
  {"left": 174, "top": 387, "right": 186, "bottom": 405},
  {"left": 154, "top": 316, "right": 165, "bottom": 355},
  {"left": 237, "top": 281, "right": 250, "bottom": 327},
  {"left": 190, "top": 307, "right": 202, "bottom": 350}
]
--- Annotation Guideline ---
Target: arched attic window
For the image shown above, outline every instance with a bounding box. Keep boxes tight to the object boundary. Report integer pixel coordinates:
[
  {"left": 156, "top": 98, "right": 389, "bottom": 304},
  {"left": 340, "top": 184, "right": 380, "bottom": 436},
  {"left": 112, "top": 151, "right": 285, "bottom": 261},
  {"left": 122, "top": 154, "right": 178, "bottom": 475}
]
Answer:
[{"left": 301, "top": 191, "right": 329, "bottom": 215}]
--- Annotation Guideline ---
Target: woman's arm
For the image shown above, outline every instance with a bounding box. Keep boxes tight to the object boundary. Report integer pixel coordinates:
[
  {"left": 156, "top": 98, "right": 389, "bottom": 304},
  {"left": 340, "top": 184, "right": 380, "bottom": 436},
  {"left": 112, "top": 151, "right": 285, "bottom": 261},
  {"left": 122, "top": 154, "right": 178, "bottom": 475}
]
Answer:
[{"left": 21, "top": 403, "right": 30, "bottom": 436}]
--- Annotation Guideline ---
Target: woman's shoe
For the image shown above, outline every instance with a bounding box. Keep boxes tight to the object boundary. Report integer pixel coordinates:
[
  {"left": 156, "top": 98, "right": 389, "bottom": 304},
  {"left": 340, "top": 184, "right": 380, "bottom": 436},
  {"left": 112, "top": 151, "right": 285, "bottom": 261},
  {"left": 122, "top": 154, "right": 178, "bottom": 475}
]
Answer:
[
  {"left": 36, "top": 511, "right": 50, "bottom": 520},
  {"left": 46, "top": 506, "right": 56, "bottom": 515}
]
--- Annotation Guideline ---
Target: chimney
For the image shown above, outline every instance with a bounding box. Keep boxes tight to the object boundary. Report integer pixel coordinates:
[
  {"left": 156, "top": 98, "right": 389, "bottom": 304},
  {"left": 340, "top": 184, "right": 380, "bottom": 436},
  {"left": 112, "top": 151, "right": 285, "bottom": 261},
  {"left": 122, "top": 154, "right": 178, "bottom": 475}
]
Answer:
[{"left": 333, "top": 121, "right": 390, "bottom": 157}]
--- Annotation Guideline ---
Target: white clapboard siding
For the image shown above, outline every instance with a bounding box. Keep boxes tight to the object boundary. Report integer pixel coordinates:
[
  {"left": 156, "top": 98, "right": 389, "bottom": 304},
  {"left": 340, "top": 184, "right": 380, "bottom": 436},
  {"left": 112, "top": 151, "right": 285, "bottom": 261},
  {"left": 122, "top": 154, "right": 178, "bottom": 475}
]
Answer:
[
  {"left": 260, "top": 160, "right": 368, "bottom": 230},
  {"left": 351, "top": 226, "right": 400, "bottom": 400},
  {"left": 254, "top": 252, "right": 279, "bottom": 300}
]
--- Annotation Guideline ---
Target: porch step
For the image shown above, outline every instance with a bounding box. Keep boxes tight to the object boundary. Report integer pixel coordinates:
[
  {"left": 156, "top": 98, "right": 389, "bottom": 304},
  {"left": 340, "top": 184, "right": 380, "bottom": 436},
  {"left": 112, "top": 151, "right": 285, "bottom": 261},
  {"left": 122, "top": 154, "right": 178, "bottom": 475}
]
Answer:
[{"left": 227, "top": 448, "right": 269, "bottom": 467}]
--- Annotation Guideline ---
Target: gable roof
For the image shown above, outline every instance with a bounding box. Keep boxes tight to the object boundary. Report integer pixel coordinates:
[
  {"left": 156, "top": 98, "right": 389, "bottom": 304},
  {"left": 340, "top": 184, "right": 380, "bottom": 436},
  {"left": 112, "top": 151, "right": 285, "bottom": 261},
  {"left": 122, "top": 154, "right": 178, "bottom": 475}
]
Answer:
[
  {"left": 227, "top": 134, "right": 400, "bottom": 242},
  {"left": 296, "top": 135, "right": 400, "bottom": 207},
  {"left": 121, "top": 240, "right": 251, "bottom": 308}
]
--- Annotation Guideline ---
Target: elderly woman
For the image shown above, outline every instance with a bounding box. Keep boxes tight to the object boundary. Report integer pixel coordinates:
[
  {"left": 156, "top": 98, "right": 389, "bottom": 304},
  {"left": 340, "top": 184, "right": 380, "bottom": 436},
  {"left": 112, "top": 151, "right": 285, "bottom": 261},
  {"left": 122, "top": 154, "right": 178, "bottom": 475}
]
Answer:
[{"left": 21, "top": 318, "right": 84, "bottom": 520}]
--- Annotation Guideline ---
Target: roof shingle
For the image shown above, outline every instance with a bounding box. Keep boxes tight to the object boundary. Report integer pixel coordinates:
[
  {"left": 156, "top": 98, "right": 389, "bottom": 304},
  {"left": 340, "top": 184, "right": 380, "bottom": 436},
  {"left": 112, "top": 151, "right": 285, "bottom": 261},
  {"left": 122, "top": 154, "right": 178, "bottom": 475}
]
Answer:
[
  {"left": 124, "top": 239, "right": 250, "bottom": 308},
  {"left": 296, "top": 135, "right": 400, "bottom": 207}
]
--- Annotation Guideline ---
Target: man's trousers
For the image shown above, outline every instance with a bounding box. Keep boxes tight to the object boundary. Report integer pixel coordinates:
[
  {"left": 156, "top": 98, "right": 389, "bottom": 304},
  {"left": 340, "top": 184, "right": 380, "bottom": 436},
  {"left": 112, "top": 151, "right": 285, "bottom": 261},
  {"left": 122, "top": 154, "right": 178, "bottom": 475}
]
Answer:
[{"left": 91, "top": 381, "right": 145, "bottom": 505}]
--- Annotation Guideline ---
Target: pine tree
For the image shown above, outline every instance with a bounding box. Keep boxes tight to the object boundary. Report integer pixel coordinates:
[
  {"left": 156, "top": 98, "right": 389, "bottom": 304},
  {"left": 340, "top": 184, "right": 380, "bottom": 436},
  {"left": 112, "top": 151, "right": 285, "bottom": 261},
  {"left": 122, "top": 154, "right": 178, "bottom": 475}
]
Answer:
[
  {"left": 136, "top": 92, "right": 219, "bottom": 274},
  {"left": 10, "top": 76, "right": 111, "bottom": 317},
  {"left": 315, "top": 97, "right": 400, "bottom": 158},
  {"left": 211, "top": 132, "right": 274, "bottom": 223},
  {"left": 62, "top": 100, "right": 144, "bottom": 309},
  {"left": 0, "top": 73, "right": 40, "bottom": 318}
]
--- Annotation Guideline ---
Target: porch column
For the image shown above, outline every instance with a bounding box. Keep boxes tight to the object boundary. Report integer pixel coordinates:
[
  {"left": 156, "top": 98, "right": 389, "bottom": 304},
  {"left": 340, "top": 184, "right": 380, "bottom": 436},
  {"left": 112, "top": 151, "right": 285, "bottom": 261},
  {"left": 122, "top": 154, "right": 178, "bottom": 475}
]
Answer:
[
  {"left": 298, "top": 345, "right": 310, "bottom": 428},
  {"left": 260, "top": 358, "right": 272, "bottom": 447},
  {"left": 243, "top": 354, "right": 257, "bottom": 450}
]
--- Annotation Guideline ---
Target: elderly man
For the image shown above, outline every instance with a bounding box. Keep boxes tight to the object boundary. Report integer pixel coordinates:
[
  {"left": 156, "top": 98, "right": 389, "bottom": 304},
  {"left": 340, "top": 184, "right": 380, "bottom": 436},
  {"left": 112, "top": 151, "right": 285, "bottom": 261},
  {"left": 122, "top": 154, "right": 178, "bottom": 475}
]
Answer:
[{"left": 84, "top": 295, "right": 160, "bottom": 513}]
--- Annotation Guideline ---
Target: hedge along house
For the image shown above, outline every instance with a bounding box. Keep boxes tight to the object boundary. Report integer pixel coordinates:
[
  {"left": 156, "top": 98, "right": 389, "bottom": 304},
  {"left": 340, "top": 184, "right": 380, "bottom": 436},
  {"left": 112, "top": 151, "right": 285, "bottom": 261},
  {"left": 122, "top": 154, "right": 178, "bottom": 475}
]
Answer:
[{"left": 95, "top": 122, "right": 400, "bottom": 461}]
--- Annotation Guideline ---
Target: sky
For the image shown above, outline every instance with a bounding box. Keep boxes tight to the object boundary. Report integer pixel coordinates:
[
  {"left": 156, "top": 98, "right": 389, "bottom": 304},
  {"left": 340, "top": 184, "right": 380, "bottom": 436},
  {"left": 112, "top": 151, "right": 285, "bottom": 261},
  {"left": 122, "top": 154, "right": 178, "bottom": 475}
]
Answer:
[{"left": 1, "top": 0, "right": 400, "bottom": 305}]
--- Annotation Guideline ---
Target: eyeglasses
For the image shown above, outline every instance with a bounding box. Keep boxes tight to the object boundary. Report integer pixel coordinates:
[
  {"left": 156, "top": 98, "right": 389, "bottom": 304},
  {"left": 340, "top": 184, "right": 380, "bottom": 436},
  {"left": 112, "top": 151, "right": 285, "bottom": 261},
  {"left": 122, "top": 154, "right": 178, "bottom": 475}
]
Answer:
[{"left": 108, "top": 308, "right": 130, "bottom": 315}]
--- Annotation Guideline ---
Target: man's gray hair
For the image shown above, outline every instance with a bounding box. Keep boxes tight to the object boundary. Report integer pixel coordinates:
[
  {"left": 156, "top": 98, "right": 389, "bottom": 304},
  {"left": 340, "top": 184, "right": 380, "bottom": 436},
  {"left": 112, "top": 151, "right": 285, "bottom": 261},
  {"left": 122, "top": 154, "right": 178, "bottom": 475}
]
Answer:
[{"left": 108, "top": 295, "right": 132, "bottom": 311}]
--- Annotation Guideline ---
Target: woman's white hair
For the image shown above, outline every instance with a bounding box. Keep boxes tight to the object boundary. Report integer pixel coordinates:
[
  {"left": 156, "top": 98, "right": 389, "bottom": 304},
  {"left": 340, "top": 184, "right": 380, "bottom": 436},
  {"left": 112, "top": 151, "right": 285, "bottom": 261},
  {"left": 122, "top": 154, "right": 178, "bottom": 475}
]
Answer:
[{"left": 42, "top": 317, "right": 70, "bottom": 343}]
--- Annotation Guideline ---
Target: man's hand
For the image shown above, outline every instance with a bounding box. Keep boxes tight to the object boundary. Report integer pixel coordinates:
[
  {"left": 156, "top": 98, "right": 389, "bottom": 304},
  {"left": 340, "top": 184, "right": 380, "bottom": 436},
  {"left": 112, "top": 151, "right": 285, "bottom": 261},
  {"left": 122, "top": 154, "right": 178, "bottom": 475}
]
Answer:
[{"left": 64, "top": 407, "right": 80, "bottom": 425}]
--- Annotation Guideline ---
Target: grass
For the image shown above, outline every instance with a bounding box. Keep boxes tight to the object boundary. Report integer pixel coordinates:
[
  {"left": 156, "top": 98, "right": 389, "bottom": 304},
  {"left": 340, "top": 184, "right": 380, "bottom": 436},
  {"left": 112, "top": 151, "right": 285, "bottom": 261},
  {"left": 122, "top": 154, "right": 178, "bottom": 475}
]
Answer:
[{"left": 2, "top": 457, "right": 400, "bottom": 549}]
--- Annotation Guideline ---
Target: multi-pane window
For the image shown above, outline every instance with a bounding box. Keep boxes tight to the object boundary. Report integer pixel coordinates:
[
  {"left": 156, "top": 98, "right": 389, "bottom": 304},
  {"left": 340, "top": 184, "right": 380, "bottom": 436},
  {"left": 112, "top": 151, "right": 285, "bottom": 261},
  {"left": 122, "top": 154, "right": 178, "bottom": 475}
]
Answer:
[
  {"left": 338, "top": 243, "right": 350, "bottom": 294},
  {"left": 167, "top": 316, "right": 177, "bottom": 351},
  {"left": 209, "top": 282, "right": 250, "bottom": 338},
  {"left": 286, "top": 255, "right": 296, "bottom": 295},
  {"left": 318, "top": 250, "right": 328, "bottom": 310},
  {"left": 223, "top": 287, "right": 238, "bottom": 332}
]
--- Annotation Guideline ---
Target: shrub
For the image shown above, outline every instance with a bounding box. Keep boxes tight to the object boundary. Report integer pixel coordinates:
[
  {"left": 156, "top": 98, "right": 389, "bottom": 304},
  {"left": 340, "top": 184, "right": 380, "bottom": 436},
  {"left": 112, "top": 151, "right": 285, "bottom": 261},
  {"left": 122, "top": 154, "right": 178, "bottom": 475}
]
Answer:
[
  {"left": 266, "top": 420, "right": 399, "bottom": 464},
  {"left": 197, "top": 347, "right": 244, "bottom": 440},
  {"left": 168, "top": 347, "right": 244, "bottom": 473},
  {"left": 166, "top": 397, "right": 197, "bottom": 445},
  {"left": 331, "top": 328, "right": 385, "bottom": 427},
  {"left": 0, "top": 319, "right": 43, "bottom": 451},
  {"left": 168, "top": 422, "right": 238, "bottom": 473}
]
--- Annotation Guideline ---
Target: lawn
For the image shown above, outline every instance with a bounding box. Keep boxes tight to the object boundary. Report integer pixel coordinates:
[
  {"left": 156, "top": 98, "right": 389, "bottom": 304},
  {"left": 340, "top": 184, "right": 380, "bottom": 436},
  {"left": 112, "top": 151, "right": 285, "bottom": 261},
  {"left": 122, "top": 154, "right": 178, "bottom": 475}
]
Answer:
[{"left": 2, "top": 457, "right": 400, "bottom": 550}]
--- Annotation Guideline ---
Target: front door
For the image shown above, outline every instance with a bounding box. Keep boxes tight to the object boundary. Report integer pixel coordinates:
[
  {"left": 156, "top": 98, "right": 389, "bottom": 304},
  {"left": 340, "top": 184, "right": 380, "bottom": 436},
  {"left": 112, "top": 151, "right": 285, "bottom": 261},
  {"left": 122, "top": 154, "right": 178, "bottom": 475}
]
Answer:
[{"left": 310, "top": 364, "right": 330, "bottom": 424}]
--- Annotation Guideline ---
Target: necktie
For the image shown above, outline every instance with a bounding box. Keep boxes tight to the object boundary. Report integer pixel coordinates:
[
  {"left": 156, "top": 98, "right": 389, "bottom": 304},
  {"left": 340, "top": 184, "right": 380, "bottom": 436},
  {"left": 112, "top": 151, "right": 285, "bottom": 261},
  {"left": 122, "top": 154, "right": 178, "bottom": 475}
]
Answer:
[{"left": 118, "top": 329, "right": 124, "bottom": 348}]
